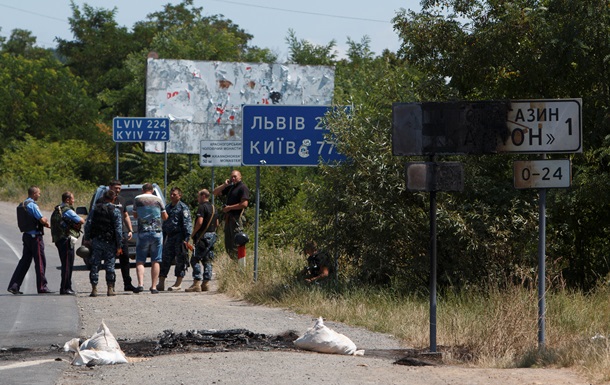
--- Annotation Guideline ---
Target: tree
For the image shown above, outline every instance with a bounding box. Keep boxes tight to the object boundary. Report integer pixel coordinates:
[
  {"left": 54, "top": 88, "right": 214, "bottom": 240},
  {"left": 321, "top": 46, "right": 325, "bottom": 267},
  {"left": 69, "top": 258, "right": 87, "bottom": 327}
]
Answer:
[
  {"left": 391, "top": 0, "right": 610, "bottom": 289},
  {"left": 0, "top": 135, "right": 111, "bottom": 188},
  {"left": 285, "top": 29, "right": 337, "bottom": 65},
  {"left": 56, "top": 1, "right": 142, "bottom": 118},
  {"left": 0, "top": 52, "right": 102, "bottom": 147},
  {"left": 1, "top": 29, "right": 44, "bottom": 58}
]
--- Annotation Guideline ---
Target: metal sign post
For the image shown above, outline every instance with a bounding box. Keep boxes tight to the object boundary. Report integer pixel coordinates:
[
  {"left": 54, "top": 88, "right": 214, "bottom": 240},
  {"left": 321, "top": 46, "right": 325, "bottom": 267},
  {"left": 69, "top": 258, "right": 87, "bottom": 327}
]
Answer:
[
  {"left": 405, "top": 160, "right": 464, "bottom": 353},
  {"left": 393, "top": 99, "right": 582, "bottom": 352},
  {"left": 112, "top": 117, "right": 170, "bottom": 183}
]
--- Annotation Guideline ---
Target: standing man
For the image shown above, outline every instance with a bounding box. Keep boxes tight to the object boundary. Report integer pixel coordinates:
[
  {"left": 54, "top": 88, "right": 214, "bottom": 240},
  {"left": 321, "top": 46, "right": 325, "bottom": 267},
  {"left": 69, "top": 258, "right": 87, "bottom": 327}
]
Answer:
[
  {"left": 108, "top": 180, "right": 136, "bottom": 292},
  {"left": 213, "top": 170, "right": 249, "bottom": 260},
  {"left": 9, "top": 186, "right": 52, "bottom": 295},
  {"left": 51, "top": 191, "right": 85, "bottom": 295},
  {"left": 186, "top": 189, "right": 218, "bottom": 292},
  {"left": 158, "top": 187, "right": 192, "bottom": 291},
  {"left": 133, "top": 183, "right": 167, "bottom": 294},
  {"left": 83, "top": 190, "right": 122, "bottom": 297}
]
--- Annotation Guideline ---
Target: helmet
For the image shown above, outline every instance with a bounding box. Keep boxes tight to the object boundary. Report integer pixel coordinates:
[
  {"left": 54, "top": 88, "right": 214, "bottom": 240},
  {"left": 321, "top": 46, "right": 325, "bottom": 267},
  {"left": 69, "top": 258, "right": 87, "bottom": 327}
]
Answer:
[
  {"left": 76, "top": 245, "right": 90, "bottom": 259},
  {"left": 234, "top": 231, "right": 249, "bottom": 246}
]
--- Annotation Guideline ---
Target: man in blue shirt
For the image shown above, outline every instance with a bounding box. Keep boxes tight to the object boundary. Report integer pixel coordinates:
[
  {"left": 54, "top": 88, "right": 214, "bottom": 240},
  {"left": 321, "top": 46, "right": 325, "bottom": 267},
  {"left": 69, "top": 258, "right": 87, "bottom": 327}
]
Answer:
[
  {"left": 8, "top": 186, "right": 52, "bottom": 295},
  {"left": 159, "top": 187, "right": 192, "bottom": 291},
  {"left": 52, "top": 191, "right": 85, "bottom": 295}
]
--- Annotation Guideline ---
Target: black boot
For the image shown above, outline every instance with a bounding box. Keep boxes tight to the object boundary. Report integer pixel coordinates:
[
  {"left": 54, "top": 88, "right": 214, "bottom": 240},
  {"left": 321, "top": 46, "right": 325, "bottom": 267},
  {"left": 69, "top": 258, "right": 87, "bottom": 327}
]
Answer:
[{"left": 124, "top": 278, "right": 136, "bottom": 292}]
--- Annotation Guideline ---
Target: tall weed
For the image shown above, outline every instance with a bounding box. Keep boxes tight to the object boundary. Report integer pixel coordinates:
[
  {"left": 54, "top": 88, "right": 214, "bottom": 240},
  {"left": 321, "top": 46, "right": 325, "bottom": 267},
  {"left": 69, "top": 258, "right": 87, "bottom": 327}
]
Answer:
[{"left": 217, "top": 248, "right": 610, "bottom": 382}]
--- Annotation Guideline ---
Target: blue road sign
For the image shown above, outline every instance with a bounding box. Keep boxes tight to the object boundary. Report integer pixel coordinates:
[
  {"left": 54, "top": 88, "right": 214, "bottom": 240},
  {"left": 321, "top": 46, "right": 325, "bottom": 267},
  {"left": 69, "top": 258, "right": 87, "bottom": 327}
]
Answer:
[
  {"left": 113, "top": 117, "right": 170, "bottom": 142},
  {"left": 241, "top": 105, "right": 346, "bottom": 166}
]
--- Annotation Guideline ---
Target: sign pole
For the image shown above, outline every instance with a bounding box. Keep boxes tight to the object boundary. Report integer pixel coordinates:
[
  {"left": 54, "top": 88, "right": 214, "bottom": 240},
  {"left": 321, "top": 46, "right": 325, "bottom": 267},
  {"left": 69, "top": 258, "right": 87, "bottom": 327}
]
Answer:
[
  {"left": 164, "top": 142, "right": 168, "bottom": 197},
  {"left": 115, "top": 143, "right": 119, "bottom": 180},
  {"left": 429, "top": 156, "right": 438, "bottom": 353},
  {"left": 211, "top": 167, "right": 215, "bottom": 206},
  {"left": 253, "top": 166, "right": 261, "bottom": 281},
  {"left": 538, "top": 154, "right": 547, "bottom": 348}
]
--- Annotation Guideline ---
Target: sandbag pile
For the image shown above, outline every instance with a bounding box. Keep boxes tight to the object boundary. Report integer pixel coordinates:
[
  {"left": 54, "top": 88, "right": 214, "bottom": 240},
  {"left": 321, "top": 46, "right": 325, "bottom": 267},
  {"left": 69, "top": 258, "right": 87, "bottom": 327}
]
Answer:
[
  {"left": 63, "top": 320, "right": 128, "bottom": 366},
  {"left": 294, "top": 317, "right": 365, "bottom": 356}
]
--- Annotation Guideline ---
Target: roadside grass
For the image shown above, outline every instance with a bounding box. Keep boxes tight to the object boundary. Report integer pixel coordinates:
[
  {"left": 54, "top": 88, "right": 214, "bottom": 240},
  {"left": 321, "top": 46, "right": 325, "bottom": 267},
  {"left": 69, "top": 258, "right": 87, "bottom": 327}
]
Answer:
[
  {"left": 216, "top": 247, "right": 610, "bottom": 383},
  {"left": 0, "top": 179, "right": 96, "bottom": 211}
]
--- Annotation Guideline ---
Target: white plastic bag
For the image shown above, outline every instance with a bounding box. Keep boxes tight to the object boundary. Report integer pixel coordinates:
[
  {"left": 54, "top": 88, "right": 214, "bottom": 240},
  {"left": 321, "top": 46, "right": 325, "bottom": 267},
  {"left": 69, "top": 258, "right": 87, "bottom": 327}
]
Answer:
[
  {"left": 294, "top": 317, "right": 365, "bottom": 356},
  {"left": 63, "top": 320, "right": 128, "bottom": 366}
]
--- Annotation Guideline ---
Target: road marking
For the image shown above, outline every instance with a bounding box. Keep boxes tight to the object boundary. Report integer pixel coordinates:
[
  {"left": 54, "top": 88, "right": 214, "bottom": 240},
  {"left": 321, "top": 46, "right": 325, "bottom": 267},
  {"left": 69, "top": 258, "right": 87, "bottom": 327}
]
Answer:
[
  {"left": 0, "top": 234, "right": 21, "bottom": 260},
  {"left": 0, "top": 358, "right": 59, "bottom": 370}
]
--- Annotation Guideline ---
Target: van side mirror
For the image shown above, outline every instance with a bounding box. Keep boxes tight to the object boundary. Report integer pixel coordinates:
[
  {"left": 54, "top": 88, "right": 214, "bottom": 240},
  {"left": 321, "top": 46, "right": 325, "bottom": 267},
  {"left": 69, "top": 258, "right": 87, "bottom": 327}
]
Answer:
[{"left": 76, "top": 207, "right": 88, "bottom": 215}]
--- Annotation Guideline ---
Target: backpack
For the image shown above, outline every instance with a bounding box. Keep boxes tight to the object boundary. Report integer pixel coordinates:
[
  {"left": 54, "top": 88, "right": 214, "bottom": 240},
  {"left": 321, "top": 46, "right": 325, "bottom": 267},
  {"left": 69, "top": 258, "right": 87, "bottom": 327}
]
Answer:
[{"left": 50, "top": 205, "right": 67, "bottom": 243}]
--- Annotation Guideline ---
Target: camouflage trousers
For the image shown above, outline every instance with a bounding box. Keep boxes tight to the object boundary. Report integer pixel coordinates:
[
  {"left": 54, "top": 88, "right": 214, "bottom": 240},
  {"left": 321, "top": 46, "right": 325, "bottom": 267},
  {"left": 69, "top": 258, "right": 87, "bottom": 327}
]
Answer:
[{"left": 89, "top": 238, "right": 116, "bottom": 285}]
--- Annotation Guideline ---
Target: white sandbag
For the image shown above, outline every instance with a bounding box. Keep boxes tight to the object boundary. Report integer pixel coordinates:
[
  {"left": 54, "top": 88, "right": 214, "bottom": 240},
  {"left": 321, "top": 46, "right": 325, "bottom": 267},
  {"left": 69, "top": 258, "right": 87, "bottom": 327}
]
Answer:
[
  {"left": 63, "top": 320, "right": 128, "bottom": 366},
  {"left": 80, "top": 320, "right": 122, "bottom": 352},
  {"left": 294, "top": 317, "right": 365, "bottom": 356}
]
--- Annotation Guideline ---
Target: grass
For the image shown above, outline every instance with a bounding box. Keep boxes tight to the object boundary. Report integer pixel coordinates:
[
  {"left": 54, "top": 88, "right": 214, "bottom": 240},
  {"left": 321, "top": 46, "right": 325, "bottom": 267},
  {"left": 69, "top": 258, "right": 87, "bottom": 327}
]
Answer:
[
  {"left": 0, "top": 179, "right": 96, "bottom": 211},
  {"left": 215, "top": 247, "right": 610, "bottom": 384}
]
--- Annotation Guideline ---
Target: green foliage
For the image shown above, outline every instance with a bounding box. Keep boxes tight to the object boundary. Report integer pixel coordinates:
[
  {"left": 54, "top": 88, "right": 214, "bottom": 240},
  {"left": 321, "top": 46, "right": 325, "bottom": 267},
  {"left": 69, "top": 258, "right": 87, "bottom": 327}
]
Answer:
[
  {"left": 285, "top": 29, "right": 337, "bottom": 65},
  {"left": 0, "top": 135, "right": 110, "bottom": 190},
  {"left": 390, "top": 0, "right": 610, "bottom": 290},
  {"left": 1, "top": 28, "right": 48, "bottom": 58},
  {"left": 0, "top": 52, "right": 101, "bottom": 148},
  {"left": 56, "top": 1, "right": 142, "bottom": 108}
]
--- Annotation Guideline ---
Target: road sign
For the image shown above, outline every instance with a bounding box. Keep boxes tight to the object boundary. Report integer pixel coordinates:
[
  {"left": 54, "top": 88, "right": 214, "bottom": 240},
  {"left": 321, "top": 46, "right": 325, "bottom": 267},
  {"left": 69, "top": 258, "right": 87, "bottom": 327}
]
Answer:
[
  {"left": 392, "top": 99, "right": 582, "bottom": 155},
  {"left": 113, "top": 117, "right": 170, "bottom": 142},
  {"left": 199, "top": 140, "right": 241, "bottom": 167},
  {"left": 241, "top": 105, "right": 346, "bottom": 166},
  {"left": 498, "top": 99, "right": 582, "bottom": 153},
  {"left": 405, "top": 162, "right": 464, "bottom": 192},
  {"left": 513, "top": 159, "right": 571, "bottom": 189}
]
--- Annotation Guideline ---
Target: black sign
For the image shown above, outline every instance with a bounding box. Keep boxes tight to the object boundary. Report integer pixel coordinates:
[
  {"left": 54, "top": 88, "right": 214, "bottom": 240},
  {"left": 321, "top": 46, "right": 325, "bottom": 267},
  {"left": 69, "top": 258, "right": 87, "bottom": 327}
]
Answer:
[
  {"left": 392, "top": 101, "right": 510, "bottom": 155},
  {"left": 405, "top": 162, "right": 464, "bottom": 192}
]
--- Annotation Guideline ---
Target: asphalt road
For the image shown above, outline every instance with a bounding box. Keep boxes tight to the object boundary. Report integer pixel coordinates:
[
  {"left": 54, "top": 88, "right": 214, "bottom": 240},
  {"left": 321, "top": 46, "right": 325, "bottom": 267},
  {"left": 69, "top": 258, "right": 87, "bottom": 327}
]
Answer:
[
  {"left": 0, "top": 201, "right": 593, "bottom": 385},
  {"left": 0, "top": 202, "right": 79, "bottom": 385}
]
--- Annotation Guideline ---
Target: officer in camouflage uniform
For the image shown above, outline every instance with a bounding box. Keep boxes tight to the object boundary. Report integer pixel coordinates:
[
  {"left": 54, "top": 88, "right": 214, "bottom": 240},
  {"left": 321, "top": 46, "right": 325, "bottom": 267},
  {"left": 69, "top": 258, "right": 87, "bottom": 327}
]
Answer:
[
  {"left": 158, "top": 187, "right": 192, "bottom": 291},
  {"left": 186, "top": 189, "right": 218, "bottom": 292},
  {"left": 83, "top": 189, "right": 122, "bottom": 297}
]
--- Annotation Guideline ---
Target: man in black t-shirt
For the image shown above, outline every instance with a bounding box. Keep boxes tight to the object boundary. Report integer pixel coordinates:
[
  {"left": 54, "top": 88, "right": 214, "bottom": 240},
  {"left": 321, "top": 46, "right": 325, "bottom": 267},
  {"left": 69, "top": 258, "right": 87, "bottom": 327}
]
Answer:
[
  {"left": 213, "top": 170, "right": 249, "bottom": 261},
  {"left": 107, "top": 180, "right": 136, "bottom": 291},
  {"left": 186, "top": 189, "right": 219, "bottom": 292},
  {"left": 303, "top": 240, "right": 333, "bottom": 284}
]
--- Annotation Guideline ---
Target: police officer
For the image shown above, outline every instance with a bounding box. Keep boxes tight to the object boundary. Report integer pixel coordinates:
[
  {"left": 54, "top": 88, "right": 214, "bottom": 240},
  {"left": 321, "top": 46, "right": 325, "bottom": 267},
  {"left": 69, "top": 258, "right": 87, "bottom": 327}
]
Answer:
[
  {"left": 158, "top": 187, "right": 192, "bottom": 291},
  {"left": 52, "top": 191, "right": 85, "bottom": 295},
  {"left": 8, "top": 186, "right": 52, "bottom": 295},
  {"left": 83, "top": 189, "right": 122, "bottom": 297}
]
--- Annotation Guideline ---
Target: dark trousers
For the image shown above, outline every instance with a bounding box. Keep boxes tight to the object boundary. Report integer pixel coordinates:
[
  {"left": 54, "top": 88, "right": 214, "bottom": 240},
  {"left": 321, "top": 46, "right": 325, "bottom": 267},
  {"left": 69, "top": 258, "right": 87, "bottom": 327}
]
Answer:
[
  {"left": 55, "top": 238, "right": 75, "bottom": 293},
  {"left": 8, "top": 233, "right": 48, "bottom": 292},
  {"left": 224, "top": 215, "right": 242, "bottom": 261},
  {"left": 117, "top": 238, "right": 133, "bottom": 288},
  {"left": 160, "top": 233, "right": 188, "bottom": 278}
]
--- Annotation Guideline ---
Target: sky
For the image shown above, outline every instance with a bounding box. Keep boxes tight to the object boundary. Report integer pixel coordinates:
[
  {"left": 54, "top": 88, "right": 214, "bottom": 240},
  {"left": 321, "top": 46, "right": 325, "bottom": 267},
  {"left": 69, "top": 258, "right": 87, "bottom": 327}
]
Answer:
[{"left": 0, "top": 0, "right": 422, "bottom": 61}]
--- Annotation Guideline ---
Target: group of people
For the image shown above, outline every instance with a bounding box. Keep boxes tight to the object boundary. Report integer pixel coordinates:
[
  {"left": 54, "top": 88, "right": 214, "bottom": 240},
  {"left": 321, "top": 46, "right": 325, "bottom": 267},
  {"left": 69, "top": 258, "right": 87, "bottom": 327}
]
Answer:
[
  {"left": 8, "top": 186, "right": 85, "bottom": 295},
  {"left": 7, "top": 169, "right": 332, "bottom": 296},
  {"left": 7, "top": 170, "right": 252, "bottom": 296}
]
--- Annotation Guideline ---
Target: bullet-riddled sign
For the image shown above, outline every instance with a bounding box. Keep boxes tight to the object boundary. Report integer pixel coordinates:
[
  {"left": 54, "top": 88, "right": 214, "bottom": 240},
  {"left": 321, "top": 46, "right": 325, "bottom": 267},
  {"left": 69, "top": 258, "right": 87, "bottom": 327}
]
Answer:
[
  {"left": 392, "top": 99, "right": 582, "bottom": 155},
  {"left": 241, "top": 105, "right": 346, "bottom": 166}
]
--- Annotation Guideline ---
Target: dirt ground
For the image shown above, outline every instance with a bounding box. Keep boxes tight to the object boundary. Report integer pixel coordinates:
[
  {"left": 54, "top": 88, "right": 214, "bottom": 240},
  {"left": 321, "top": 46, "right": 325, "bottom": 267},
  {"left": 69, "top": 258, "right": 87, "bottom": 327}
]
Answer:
[{"left": 50, "top": 259, "right": 592, "bottom": 385}]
